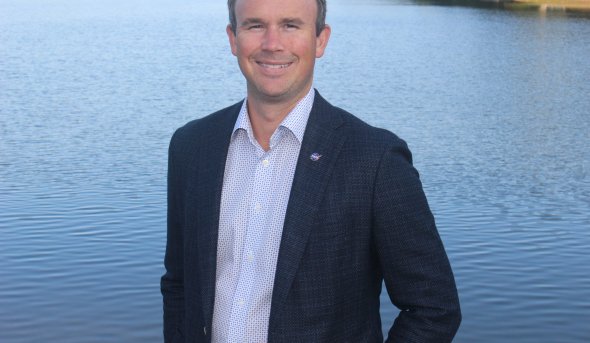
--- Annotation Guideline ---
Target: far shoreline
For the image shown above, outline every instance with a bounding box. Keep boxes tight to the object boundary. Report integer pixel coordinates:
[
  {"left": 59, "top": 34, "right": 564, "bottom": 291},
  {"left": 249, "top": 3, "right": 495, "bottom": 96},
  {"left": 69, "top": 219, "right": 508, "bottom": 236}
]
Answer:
[
  {"left": 411, "top": 0, "right": 590, "bottom": 14},
  {"left": 508, "top": 0, "right": 590, "bottom": 12}
]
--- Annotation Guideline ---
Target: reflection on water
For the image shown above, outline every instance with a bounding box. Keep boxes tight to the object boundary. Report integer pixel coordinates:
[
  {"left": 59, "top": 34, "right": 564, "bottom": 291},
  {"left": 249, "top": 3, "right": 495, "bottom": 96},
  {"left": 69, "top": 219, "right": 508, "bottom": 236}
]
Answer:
[{"left": 1, "top": 0, "right": 589, "bottom": 342}]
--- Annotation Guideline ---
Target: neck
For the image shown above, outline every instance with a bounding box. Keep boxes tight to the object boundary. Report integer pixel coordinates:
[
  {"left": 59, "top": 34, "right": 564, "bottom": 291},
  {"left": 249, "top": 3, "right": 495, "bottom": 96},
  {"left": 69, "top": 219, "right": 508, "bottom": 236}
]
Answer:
[{"left": 246, "top": 88, "right": 312, "bottom": 151}]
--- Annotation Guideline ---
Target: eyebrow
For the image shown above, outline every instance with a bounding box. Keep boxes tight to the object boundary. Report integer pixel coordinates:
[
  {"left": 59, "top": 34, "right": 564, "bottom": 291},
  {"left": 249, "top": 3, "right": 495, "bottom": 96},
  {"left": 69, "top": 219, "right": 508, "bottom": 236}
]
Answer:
[
  {"left": 280, "top": 18, "right": 305, "bottom": 26},
  {"left": 239, "top": 18, "right": 264, "bottom": 27},
  {"left": 239, "top": 17, "right": 306, "bottom": 27}
]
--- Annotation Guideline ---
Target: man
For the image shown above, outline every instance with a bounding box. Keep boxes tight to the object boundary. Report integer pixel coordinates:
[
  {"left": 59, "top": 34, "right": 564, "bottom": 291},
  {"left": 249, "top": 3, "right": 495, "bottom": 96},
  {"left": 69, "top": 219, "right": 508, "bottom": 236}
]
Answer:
[{"left": 161, "top": 0, "right": 461, "bottom": 341}]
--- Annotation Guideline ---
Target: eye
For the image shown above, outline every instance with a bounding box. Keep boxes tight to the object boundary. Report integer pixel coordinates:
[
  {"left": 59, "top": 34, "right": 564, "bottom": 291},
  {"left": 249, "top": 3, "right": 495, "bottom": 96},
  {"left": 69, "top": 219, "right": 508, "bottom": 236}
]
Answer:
[
  {"left": 247, "top": 24, "right": 263, "bottom": 30},
  {"left": 284, "top": 23, "right": 299, "bottom": 30}
]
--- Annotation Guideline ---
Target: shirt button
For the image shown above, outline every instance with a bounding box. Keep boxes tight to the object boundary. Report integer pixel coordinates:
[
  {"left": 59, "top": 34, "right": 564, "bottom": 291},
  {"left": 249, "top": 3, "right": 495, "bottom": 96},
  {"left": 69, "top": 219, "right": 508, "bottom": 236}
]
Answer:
[
  {"left": 246, "top": 251, "right": 254, "bottom": 261},
  {"left": 262, "top": 159, "right": 269, "bottom": 166},
  {"left": 255, "top": 203, "right": 261, "bottom": 211},
  {"left": 237, "top": 299, "right": 245, "bottom": 306}
]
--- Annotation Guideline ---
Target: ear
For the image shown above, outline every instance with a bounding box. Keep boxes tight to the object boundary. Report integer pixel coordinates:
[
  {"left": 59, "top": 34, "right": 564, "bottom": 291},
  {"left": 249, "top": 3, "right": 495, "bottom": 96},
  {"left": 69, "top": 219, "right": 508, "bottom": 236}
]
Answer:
[
  {"left": 226, "top": 24, "right": 238, "bottom": 56},
  {"left": 315, "top": 24, "right": 331, "bottom": 58}
]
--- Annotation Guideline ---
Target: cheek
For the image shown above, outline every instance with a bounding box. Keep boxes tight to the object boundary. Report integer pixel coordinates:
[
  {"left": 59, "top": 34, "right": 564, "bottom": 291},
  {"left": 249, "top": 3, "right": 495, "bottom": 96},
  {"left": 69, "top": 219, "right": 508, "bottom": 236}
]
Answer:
[
  {"left": 291, "top": 40, "right": 316, "bottom": 59},
  {"left": 234, "top": 37, "right": 257, "bottom": 56}
]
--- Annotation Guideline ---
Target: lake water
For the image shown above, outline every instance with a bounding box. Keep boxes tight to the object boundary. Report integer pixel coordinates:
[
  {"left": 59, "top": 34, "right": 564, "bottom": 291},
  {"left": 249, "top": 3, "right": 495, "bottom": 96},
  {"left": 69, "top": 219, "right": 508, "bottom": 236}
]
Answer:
[{"left": 1, "top": 0, "right": 589, "bottom": 342}]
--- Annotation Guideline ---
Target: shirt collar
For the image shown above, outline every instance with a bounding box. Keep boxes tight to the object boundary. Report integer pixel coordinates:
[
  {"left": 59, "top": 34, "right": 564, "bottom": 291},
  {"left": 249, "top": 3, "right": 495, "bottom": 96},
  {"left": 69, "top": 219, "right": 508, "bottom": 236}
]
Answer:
[{"left": 232, "top": 87, "right": 315, "bottom": 145}]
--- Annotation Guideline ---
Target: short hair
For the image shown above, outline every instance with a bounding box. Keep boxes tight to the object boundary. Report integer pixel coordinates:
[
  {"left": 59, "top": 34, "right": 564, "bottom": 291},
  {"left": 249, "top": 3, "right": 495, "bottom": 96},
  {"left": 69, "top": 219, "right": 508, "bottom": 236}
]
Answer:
[{"left": 227, "top": 0, "right": 327, "bottom": 36}]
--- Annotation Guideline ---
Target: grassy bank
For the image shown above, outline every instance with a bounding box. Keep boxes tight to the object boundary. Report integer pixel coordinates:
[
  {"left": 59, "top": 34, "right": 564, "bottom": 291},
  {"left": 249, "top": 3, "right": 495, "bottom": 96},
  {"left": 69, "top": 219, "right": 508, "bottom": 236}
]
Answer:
[
  {"left": 413, "top": 0, "right": 590, "bottom": 12},
  {"left": 507, "top": 0, "right": 590, "bottom": 11}
]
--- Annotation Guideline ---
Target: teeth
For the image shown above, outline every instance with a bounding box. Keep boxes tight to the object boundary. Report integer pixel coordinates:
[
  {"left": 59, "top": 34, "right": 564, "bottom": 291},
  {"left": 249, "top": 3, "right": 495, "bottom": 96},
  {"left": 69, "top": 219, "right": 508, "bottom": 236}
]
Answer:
[{"left": 259, "top": 63, "right": 290, "bottom": 69}]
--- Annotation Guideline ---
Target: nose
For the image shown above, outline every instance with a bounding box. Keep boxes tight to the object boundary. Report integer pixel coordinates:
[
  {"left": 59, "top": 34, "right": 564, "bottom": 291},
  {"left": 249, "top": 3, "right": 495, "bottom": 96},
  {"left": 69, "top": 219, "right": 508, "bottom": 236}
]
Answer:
[{"left": 261, "top": 26, "right": 283, "bottom": 51}]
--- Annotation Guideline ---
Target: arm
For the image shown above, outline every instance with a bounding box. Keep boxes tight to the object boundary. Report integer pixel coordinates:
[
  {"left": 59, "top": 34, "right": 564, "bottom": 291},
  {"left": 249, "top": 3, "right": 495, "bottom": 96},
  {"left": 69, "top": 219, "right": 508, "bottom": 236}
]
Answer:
[
  {"left": 161, "top": 131, "right": 186, "bottom": 342},
  {"left": 373, "top": 140, "right": 461, "bottom": 343}
]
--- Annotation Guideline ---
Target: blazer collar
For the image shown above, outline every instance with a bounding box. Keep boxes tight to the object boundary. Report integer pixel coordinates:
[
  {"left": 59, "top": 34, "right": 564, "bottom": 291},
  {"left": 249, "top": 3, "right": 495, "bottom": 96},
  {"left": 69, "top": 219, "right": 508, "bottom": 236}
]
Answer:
[
  {"left": 268, "top": 90, "right": 347, "bottom": 330},
  {"left": 193, "top": 101, "right": 242, "bottom": 329}
]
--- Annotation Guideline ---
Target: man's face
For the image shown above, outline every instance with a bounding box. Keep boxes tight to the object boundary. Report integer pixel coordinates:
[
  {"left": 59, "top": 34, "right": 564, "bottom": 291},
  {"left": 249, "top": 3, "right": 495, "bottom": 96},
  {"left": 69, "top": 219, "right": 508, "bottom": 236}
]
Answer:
[{"left": 227, "top": 0, "right": 330, "bottom": 105}]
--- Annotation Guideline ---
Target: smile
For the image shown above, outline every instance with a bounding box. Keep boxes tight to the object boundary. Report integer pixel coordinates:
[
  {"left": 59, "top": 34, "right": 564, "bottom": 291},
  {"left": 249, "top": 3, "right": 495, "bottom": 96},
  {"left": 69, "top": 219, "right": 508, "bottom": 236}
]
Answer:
[{"left": 257, "top": 62, "right": 293, "bottom": 69}]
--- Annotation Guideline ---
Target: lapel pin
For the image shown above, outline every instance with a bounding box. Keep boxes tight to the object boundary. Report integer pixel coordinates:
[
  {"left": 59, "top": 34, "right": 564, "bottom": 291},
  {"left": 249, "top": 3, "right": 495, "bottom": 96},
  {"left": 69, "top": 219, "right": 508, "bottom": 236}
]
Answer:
[{"left": 310, "top": 152, "right": 322, "bottom": 161}]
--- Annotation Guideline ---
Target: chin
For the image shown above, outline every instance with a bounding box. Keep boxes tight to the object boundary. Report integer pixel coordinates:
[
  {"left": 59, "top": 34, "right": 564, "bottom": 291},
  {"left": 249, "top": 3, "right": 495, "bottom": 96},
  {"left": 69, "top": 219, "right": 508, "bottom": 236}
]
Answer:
[{"left": 254, "top": 85, "right": 291, "bottom": 100}]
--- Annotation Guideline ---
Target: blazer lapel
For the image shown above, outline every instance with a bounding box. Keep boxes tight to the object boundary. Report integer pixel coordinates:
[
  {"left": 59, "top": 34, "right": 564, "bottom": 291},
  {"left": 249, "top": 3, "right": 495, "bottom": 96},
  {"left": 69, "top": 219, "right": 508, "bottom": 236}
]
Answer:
[
  {"left": 190, "top": 103, "right": 242, "bottom": 328},
  {"left": 269, "top": 91, "right": 347, "bottom": 329}
]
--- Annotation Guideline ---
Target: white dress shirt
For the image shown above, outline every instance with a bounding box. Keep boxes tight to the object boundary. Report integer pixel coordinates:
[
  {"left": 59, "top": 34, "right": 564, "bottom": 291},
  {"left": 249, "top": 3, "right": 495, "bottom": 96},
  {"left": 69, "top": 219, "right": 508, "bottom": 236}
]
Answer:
[{"left": 212, "top": 88, "right": 315, "bottom": 343}]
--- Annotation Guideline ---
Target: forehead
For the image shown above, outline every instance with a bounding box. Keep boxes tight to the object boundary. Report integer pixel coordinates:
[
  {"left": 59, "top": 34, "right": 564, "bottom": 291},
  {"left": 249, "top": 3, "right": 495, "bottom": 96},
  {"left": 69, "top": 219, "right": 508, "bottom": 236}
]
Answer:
[{"left": 234, "top": 0, "right": 318, "bottom": 22}]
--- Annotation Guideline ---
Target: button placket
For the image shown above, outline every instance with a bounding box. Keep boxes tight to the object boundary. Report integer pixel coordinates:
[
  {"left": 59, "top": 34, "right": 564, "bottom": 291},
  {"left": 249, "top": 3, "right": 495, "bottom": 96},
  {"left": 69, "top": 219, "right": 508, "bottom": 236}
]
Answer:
[{"left": 226, "top": 151, "right": 274, "bottom": 342}]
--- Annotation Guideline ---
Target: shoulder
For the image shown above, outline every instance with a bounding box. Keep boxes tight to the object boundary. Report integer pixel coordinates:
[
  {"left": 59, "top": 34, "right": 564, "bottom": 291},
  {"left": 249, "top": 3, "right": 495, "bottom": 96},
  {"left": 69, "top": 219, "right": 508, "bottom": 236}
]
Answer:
[
  {"left": 314, "top": 93, "right": 412, "bottom": 164},
  {"left": 341, "top": 107, "right": 407, "bottom": 147},
  {"left": 172, "top": 100, "right": 243, "bottom": 142},
  {"left": 169, "top": 100, "right": 243, "bottom": 154}
]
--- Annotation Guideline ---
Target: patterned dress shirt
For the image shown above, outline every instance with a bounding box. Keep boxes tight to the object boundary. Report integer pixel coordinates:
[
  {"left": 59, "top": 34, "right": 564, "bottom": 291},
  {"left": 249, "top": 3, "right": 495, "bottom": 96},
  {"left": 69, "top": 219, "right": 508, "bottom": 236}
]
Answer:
[{"left": 211, "top": 88, "right": 315, "bottom": 343}]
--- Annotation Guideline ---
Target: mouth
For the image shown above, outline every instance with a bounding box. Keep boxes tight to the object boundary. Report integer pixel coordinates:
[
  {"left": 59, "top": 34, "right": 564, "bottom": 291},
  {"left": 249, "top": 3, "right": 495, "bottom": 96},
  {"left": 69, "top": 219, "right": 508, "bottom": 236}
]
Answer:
[{"left": 256, "top": 61, "right": 293, "bottom": 69}]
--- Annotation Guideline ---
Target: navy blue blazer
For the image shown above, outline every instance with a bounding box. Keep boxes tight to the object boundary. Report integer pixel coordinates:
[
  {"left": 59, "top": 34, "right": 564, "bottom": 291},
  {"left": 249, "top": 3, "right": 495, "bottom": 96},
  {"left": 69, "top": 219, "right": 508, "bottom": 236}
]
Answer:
[{"left": 161, "top": 91, "right": 461, "bottom": 342}]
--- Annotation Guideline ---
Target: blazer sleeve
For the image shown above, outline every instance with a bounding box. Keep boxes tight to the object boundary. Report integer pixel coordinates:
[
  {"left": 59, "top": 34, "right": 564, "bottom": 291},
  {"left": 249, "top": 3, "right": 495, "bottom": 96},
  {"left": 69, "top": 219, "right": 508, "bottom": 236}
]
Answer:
[
  {"left": 372, "top": 139, "right": 461, "bottom": 343},
  {"left": 161, "top": 130, "right": 186, "bottom": 343}
]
